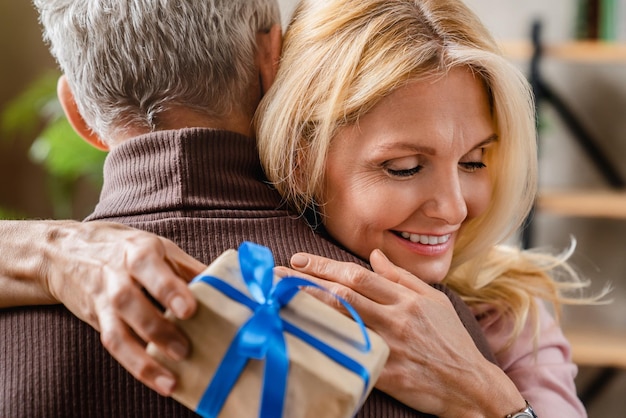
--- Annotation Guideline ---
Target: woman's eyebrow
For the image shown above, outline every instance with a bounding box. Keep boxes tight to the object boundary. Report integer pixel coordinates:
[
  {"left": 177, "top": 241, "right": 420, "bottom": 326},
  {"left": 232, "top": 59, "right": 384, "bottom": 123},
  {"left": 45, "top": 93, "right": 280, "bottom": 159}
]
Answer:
[
  {"left": 373, "top": 133, "right": 498, "bottom": 155},
  {"left": 472, "top": 133, "right": 499, "bottom": 150},
  {"left": 372, "top": 142, "right": 437, "bottom": 155}
]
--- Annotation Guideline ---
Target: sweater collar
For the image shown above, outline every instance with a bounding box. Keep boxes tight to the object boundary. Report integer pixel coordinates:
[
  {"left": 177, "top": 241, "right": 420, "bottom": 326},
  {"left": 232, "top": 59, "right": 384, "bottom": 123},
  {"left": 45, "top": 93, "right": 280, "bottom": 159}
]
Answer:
[{"left": 88, "top": 128, "right": 283, "bottom": 219}]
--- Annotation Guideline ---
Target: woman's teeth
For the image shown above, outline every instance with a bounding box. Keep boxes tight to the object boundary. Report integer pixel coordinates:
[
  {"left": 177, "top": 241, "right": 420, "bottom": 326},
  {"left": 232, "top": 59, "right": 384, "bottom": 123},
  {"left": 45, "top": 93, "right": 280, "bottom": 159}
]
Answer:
[{"left": 400, "top": 232, "right": 450, "bottom": 245}]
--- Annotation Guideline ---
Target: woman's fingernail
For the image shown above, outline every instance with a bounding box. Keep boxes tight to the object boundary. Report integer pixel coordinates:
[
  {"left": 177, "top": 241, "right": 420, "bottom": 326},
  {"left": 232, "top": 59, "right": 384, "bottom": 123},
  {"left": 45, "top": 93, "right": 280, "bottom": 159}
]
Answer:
[
  {"left": 291, "top": 254, "right": 309, "bottom": 268},
  {"left": 374, "top": 249, "right": 389, "bottom": 261}
]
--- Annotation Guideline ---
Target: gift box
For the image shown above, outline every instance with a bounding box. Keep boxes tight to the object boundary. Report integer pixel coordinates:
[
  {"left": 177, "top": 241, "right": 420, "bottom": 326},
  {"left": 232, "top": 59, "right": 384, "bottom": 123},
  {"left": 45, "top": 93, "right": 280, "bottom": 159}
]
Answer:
[{"left": 147, "top": 242, "right": 389, "bottom": 418}]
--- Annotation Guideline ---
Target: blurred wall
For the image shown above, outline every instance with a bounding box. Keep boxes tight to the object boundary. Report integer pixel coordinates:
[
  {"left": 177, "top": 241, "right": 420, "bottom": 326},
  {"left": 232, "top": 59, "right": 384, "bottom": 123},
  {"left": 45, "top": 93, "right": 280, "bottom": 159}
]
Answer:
[{"left": 0, "top": 2, "right": 58, "bottom": 219}]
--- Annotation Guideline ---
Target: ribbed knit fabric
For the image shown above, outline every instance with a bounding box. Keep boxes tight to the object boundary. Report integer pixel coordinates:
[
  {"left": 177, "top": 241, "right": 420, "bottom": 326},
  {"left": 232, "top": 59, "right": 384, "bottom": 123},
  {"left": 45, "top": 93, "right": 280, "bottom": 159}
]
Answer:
[{"left": 0, "top": 128, "right": 495, "bottom": 417}]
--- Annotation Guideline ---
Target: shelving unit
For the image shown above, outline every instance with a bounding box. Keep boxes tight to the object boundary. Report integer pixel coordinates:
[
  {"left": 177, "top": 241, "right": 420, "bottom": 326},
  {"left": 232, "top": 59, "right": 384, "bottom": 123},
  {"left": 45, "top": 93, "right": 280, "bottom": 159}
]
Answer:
[
  {"left": 565, "top": 328, "right": 626, "bottom": 370},
  {"left": 499, "top": 33, "right": 626, "bottom": 252},
  {"left": 504, "top": 23, "right": 626, "bottom": 240},
  {"left": 565, "top": 326, "right": 626, "bottom": 405},
  {"left": 500, "top": 40, "right": 626, "bottom": 62},
  {"left": 502, "top": 22, "right": 626, "bottom": 407},
  {"left": 537, "top": 189, "right": 626, "bottom": 219}
]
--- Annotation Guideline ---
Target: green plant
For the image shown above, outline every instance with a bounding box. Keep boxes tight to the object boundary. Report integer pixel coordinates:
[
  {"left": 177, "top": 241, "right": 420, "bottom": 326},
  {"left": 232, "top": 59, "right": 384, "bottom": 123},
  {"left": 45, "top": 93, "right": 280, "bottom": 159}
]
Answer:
[{"left": 1, "top": 70, "right": 107, "bottom": 218}]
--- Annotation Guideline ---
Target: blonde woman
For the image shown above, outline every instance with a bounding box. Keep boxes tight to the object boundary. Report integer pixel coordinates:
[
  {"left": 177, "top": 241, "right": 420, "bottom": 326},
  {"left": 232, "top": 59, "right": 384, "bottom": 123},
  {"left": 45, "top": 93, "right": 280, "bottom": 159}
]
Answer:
[{"left": 257, "top": 0, "right": 601, "bottom": 416}]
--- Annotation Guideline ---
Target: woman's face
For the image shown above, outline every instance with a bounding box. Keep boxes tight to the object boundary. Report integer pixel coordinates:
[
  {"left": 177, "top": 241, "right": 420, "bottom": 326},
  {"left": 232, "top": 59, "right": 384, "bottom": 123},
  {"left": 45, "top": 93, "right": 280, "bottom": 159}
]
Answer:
[{"left": 321, "top": 68, "right": 495, "bottom": 283}]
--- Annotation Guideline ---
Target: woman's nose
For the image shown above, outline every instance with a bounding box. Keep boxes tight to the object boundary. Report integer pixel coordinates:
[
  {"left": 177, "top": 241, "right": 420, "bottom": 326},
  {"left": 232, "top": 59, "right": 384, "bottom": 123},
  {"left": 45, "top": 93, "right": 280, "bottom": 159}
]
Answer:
[{"left": 420, "top": 172, "right": 468, "bottom": 225}]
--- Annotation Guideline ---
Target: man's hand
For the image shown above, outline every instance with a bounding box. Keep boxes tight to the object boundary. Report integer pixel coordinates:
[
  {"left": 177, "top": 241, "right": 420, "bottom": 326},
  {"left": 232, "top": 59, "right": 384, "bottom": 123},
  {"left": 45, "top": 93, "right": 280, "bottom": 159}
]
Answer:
[{"left": 0, "top": 220, "right": 206, "bottom": 396}]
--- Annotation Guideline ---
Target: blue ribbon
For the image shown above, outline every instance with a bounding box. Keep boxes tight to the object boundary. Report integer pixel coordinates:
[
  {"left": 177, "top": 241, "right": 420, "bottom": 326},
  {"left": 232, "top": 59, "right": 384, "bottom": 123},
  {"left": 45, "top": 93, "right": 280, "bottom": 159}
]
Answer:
[{"left": 192, "top": 241, "right": 372, "bottom": 418}]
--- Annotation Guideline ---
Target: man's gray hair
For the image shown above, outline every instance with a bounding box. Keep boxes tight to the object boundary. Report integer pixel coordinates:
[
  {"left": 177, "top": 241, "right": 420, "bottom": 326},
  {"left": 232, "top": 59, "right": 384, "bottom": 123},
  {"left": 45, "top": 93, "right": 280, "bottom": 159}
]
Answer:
[{"left": 33, "top": 0, "right": 280, "bottom": 141}]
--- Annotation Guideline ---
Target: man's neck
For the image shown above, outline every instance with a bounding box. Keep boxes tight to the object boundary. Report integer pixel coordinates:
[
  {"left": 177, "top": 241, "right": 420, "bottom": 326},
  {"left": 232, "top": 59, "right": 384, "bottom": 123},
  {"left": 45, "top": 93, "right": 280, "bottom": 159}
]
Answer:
[
  {"left": 114, "top": 107, "right": 254, "bottom": 143},
  {"left": 157, "top": 107, "right": 254, "bottom": 137}
]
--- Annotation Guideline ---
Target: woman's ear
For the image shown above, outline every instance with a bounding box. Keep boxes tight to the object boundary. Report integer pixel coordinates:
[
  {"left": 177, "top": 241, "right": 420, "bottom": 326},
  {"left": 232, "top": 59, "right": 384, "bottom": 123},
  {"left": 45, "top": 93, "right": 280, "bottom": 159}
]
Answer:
[
  {"left": 57, "top": 75, "right": 109, "bottom": 151},
  {"left": 256, "top": 24, "right": 283, "bottom": 95}
]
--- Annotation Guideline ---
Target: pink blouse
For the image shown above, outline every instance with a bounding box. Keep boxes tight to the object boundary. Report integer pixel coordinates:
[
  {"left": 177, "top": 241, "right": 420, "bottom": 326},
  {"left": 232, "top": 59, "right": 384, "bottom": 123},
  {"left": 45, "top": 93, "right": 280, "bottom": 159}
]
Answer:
[{"left": 476, "top": 301, "right": 587, "bottom": 417}]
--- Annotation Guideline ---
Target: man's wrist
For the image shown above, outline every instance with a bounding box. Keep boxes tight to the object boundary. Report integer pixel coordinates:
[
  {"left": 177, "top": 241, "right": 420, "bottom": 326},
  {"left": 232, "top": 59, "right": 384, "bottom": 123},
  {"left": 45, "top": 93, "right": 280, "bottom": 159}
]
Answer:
[{"left": 0, "top": 220, "right": 73, "bottom": 306}]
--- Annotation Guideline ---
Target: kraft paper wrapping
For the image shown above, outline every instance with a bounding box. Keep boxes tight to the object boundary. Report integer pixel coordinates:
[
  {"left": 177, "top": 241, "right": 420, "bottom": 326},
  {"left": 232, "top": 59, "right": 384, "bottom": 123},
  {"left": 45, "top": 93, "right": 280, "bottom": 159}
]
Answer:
[{"left": 147, "top": 248, "right": 389, "bottom": 418}]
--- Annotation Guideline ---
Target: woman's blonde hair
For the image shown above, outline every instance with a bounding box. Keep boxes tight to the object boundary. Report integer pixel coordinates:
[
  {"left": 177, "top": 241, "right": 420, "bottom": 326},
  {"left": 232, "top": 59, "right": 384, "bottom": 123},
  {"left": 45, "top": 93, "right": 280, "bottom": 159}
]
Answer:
[{"left": 256, "top": 0, "right": 601, "bottom": 345}]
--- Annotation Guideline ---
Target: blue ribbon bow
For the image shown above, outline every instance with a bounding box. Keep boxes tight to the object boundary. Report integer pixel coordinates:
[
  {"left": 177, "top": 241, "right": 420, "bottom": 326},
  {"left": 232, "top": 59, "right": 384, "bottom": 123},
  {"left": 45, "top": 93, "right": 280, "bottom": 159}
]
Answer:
[{"left": 193, "top": 242, "right": 372, "bottom": 418}]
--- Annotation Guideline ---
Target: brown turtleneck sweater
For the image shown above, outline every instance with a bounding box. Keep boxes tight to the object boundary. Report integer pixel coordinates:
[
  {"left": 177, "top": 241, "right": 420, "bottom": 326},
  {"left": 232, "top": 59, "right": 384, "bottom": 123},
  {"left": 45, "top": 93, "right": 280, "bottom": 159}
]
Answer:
[{"left": 0, "top": 128, "right": 495, "bottom": 417}]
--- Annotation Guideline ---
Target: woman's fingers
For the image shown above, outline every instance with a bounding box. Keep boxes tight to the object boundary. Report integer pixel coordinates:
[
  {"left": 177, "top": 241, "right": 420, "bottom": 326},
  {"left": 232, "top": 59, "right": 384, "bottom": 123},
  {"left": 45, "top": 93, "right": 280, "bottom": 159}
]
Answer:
[
  {"left": 274, "top": 264, "right": 377, "bottom": 322},
  {"left": 288, "top": 252, "right": 401, "bottom": 305},
  {"left": 368, "top": 249, "right": 431, "bottom": 293}
]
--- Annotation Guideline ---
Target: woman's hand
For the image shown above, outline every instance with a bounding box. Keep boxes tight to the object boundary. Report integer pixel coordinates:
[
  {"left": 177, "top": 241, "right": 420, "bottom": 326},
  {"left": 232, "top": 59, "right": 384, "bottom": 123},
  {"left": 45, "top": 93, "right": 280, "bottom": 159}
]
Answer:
[
  {"left": 0, "top": 220, "right": 206, "bottom": 396},
  {"left": 276, "top": 249, "right": 525, "bottom": 417}
]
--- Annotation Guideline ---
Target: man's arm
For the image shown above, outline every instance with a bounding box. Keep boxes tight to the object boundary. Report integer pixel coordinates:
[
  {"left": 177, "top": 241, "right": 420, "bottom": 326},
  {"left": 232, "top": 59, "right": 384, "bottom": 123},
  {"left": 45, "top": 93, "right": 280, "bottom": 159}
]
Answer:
[
  {"left": 0, "top": 219, "right": 205, "bottom": 396},
  {"left": 0, "top": 220, "right": 63, "bottom": 306}
]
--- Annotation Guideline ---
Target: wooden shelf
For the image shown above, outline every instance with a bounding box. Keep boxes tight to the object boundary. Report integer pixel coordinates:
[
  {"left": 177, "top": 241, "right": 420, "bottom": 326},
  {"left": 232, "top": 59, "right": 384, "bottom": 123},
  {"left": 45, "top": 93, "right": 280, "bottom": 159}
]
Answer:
[
  {"left": 564, "top": 327, "right": 626, "bottom": 369},
  {"left": 499, "top": 40, "right": 626, "bottom": 62},
  {"left": 536, "top": 189, "right": 626, "bottom": 219}
]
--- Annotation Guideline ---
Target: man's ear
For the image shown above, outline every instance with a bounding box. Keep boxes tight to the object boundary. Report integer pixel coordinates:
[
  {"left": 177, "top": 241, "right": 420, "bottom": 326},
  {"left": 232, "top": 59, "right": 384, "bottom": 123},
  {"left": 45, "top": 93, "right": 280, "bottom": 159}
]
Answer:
[
  {"left": 256, "top": 24, "right": 282, "bottom": 95},
  {"left": 57, "top": 75, "right": 109, "bottom": 151}
]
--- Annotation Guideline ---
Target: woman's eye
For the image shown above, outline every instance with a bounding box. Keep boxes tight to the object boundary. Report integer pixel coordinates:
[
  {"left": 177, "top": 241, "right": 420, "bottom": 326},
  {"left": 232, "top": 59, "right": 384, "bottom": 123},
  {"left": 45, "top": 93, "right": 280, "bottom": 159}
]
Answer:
[
  {"left": 459, "top": 161, "right": 486, "bottom": 172},
  {"left": 459, "top": 148, "right": 487, "bottom": 172},
  {"left": 383, "top": 156, "right": 422, "bottom": 178},
  {"left": 385, "top": 165, "right": 422, "bottom": 177}
]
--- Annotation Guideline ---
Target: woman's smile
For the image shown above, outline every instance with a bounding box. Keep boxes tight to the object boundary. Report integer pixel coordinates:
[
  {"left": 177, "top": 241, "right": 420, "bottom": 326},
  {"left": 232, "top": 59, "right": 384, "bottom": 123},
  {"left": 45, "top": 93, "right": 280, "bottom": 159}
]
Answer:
[
  {"left": 391, "top": 229, "right": 456, "bottom": 257},
  {"left": 396, "top": 231, "right": 452, "bottom": 246}
]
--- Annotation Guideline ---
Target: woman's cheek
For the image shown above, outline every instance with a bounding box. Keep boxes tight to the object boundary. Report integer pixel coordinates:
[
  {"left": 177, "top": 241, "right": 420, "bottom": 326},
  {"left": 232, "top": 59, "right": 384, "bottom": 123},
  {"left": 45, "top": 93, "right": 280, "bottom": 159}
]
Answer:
[{"left": 465, "top": 175, "right": 492, "bottom": 219}]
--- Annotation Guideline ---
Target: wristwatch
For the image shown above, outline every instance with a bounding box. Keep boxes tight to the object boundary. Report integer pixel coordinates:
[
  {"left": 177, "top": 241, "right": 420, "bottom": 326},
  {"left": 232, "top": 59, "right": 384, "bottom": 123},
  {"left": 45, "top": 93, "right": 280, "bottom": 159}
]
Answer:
[{"left": 506, "top": 400, "right": 538, "bottom": 418}]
